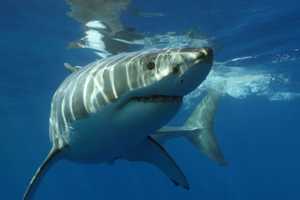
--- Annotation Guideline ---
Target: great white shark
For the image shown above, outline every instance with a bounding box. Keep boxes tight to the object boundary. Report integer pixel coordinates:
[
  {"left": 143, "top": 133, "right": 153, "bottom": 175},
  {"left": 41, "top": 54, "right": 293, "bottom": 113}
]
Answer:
[{"left": 23, "top": 47, "right": 225, "bottom": 199}]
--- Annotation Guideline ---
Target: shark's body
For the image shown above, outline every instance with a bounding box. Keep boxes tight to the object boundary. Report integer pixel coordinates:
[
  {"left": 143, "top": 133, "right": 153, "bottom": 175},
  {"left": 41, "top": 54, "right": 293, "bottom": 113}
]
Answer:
[
  {"left": 24, "top": 48, "right": 226, "bottom": 199},
  {"left": 51, "top": 51, "right": 183, "bottom": 162}
]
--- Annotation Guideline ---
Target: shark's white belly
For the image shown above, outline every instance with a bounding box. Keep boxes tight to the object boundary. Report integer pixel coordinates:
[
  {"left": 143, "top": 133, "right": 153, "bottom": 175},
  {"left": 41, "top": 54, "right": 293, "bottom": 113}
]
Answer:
[{"left": 64, "top": 100, "right": 182, "bottom": 163}]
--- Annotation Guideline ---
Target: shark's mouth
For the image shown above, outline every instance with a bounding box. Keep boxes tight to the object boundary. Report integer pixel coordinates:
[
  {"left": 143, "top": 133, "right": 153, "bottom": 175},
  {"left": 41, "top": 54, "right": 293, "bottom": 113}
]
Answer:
[{"left": 131, "top": 95, "right": 182, "bottom": 103}]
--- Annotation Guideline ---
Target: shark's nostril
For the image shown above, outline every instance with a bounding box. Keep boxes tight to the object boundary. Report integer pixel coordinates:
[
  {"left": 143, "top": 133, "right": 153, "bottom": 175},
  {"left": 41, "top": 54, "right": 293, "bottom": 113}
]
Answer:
[
  {"left": 196, "top": 52, "right": 207, "bottom": 60},
  {"left": 200, "top": 49, "right": 208, "bottom": 56},
  {"left": 173, "top": 65, "right": 180, "bottom": 74},
  {"left": 196, "top": 48, "right": 213, "bottom": 61},
  {"left": 202, "top": 48, "right": 213, "bottom": 57}
]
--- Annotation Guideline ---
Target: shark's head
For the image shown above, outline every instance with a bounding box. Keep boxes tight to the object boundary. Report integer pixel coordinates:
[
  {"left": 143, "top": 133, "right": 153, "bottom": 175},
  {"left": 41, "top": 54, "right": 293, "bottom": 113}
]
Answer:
[{"left": 121, "top": 47, "right": 213, "bottom": 101}]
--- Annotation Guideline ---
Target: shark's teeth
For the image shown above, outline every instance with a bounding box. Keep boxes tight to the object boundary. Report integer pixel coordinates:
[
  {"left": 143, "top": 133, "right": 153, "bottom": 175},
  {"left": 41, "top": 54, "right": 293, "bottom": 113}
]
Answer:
[{"left": 132, "top": 95, "right": 182, "bottom": 103}]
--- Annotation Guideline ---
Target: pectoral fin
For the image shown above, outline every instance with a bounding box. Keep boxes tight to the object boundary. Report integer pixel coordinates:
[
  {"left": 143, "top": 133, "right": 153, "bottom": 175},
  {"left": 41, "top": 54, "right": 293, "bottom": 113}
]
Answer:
[
  {"left": 125, "top": 136, "right": 189, "bottom": 189},
  {"left": 23, "top": 147, "right": 61, "bottom": 200},
  {"left": 64, "top": 62, "right": 81, "bottom": 73}
]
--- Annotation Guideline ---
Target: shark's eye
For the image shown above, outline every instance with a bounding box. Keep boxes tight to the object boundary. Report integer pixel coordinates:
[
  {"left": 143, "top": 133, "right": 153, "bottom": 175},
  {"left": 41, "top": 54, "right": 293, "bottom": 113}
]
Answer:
[{"left": 147, "top": 62, "right": 155, "bottom": 70}]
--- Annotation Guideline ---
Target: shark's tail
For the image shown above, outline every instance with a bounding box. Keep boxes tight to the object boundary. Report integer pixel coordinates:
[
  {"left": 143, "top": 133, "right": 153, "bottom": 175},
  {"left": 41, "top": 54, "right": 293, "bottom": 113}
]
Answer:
[
  {"left": 153, "top": 91, "right": 227, "bottom": 165},
  {"left": 184, "top": 92, "right": 227, "bottom": 165}
]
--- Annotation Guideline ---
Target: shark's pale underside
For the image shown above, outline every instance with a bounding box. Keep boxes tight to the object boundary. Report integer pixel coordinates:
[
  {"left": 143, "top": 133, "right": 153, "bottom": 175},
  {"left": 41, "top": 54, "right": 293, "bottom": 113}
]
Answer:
[{"left": 23, "top": 47, "right": 226, "bottom": 199}]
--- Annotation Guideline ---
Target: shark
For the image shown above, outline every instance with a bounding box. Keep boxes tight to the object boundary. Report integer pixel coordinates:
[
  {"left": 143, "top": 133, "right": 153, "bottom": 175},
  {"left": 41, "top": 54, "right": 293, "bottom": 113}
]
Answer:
[{"left": 23, "top": 47, "right": 226, "bottom": 199}]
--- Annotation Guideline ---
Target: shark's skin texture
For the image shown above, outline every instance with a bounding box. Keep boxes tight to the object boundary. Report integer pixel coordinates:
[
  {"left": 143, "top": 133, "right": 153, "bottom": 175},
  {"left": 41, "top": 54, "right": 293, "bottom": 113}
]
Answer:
[{"left": 24, "top": 47, "right": 221, "bottom": 199}]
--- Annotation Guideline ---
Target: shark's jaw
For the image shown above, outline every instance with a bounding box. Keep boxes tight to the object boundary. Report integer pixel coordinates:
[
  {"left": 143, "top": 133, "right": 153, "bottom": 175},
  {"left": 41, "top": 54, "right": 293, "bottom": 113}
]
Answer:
[{"left": 131, "top": 95, "right": 182, "bottom": 103}]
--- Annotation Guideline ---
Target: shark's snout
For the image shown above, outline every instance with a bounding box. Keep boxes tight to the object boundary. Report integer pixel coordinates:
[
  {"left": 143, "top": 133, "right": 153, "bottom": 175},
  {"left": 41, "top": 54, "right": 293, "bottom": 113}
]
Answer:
[
  {"left": 177, "top": 47, "right": 213, "bottom": 66},
  {"left": 197, "top": 47, "right": 213, "bottom": 61},
  {"left": 190, "top": 47, "right": 213, "bottom": 65},
  {"left": 168, "top": 47, "right": 213, "bottom": 96}
]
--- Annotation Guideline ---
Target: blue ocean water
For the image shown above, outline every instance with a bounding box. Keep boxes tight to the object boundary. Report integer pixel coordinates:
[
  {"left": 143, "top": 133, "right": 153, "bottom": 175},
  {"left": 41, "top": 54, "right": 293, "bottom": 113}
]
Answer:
[{"left": 1, "top": 0, "right": 300, "bottom": 199}]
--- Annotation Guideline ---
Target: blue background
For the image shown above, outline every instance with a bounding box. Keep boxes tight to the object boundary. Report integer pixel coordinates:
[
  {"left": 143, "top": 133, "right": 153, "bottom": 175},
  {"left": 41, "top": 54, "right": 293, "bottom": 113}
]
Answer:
[{"left": 1, "top": 0, "right": 300, "bottom": 199}]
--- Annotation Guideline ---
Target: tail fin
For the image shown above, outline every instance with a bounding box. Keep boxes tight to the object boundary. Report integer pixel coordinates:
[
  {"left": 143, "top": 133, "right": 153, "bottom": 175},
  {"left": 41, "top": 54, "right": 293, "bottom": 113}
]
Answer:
[
  {"left": 23, "top": 147, "right": 61, "bottom": 200},
  {"left": 184, "top": 92, "right": 227, "bottom": 165},
  {"left": 153, "top": 92, "right": 226, "bottom": 165}
]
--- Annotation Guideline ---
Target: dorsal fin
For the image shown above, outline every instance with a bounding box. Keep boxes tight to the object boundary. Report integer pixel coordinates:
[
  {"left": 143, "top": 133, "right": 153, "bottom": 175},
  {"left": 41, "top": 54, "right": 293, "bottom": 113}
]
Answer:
[
  {"left": 23, "top": 147, "right": 62, "bottom": 200},
  {"left": 64, "top": 62, "right": 81, "bottom": 73}
]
